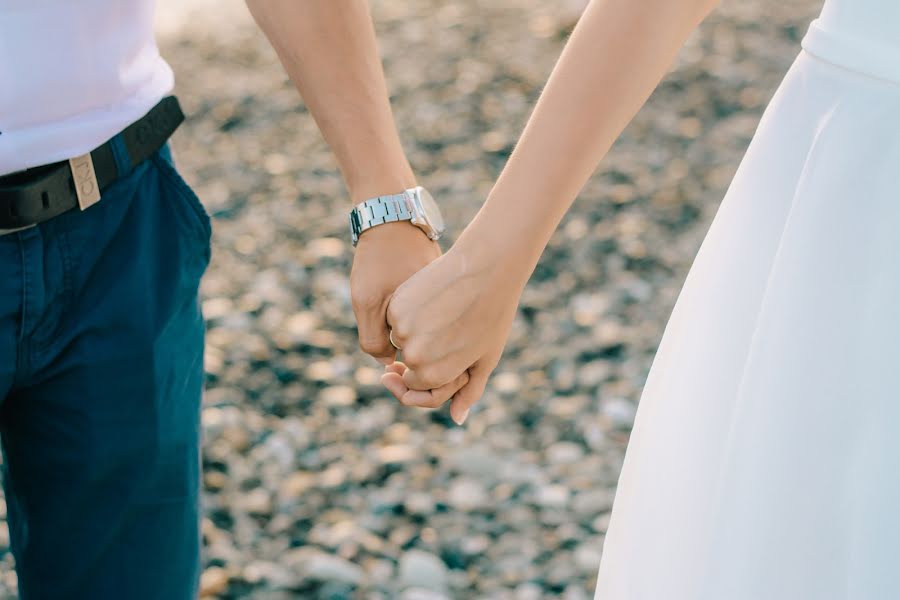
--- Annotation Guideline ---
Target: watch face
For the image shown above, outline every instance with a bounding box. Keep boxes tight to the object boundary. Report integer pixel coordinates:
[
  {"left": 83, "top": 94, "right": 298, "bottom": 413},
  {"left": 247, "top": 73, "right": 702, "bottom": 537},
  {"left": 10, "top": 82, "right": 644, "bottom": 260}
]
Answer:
[{"left": 415, "top": 187, "right": 445, "bottom": 234}]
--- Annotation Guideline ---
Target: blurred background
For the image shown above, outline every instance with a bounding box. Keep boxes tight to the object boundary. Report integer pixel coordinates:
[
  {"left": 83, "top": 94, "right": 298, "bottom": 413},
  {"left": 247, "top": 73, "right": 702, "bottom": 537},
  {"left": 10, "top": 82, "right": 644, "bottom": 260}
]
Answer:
[{"left": 0, "top": 0, "right": 821, "bottom": 598}]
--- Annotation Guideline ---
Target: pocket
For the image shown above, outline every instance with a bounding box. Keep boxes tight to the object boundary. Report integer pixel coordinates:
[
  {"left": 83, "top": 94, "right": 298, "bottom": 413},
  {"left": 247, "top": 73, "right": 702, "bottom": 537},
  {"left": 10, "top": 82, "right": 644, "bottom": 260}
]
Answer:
[{"left": 151, "top": 150, "right": 213, "bottom": 271}]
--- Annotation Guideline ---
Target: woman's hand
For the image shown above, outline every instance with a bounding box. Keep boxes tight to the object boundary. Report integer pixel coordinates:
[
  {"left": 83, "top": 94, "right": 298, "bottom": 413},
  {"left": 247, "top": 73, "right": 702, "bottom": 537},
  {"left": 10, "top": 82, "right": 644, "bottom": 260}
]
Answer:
[{"left": 381, "top": 233, "right": 530, "bottom": 424}]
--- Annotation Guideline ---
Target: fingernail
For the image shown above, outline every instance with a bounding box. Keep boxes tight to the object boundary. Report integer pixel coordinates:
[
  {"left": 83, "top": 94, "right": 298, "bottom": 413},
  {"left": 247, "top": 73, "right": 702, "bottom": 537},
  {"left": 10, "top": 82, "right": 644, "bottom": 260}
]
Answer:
[{"left": 453, "top": 409, "right": 470, "bottom": 426}]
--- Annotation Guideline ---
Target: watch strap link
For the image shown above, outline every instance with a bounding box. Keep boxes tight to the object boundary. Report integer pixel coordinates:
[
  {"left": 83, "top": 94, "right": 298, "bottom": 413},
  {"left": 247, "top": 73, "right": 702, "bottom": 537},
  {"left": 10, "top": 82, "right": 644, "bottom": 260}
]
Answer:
[{"left": 350, "top": 192, "right": 413, "bottom": 245}]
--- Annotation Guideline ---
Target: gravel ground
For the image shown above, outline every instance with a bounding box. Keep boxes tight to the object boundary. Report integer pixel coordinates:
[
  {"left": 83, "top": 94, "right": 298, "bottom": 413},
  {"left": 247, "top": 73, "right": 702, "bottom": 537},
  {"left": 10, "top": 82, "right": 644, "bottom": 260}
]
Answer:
[{"left": 0, "top": 0, "right": 821, "bottom": 598}]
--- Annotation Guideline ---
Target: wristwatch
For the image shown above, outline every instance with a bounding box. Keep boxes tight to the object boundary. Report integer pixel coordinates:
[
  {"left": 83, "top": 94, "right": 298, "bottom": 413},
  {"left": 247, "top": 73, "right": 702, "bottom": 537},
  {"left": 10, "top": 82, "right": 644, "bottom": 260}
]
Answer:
[{"left": 349, "top": 186, "right": 445, "bottom": 246}]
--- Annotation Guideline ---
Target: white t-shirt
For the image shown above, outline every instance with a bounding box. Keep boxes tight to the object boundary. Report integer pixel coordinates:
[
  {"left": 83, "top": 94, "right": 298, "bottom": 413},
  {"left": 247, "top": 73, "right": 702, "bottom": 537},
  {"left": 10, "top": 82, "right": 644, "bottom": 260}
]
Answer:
[{"left": 0, "top": 0, "right": 173, "bottom": 176}]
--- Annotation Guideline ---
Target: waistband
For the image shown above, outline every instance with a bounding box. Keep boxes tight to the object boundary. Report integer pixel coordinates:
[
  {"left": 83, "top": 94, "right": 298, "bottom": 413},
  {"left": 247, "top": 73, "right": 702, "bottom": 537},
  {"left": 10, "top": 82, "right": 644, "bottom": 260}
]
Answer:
[{"left": 802, "top": 19, "right": 900, "bottom": 85}]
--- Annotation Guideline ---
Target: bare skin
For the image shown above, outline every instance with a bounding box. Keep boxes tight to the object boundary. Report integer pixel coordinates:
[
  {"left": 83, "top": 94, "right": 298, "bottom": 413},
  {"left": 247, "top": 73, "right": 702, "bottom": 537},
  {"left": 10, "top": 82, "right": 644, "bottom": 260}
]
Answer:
[
  {"left": 246, "top": 0, "right": 454, "bottom": 371},
  {"left": 381, "top": 0, "right": 720, "bottom": 424}
]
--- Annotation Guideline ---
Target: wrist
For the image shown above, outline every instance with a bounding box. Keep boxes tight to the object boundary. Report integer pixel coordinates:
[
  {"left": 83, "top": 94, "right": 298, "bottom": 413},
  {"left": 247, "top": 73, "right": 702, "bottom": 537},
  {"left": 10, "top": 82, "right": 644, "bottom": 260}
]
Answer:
[
  {"left": 455, "top": 184, "right": 560, "bottom": 285},
  {"left": 453, "top": 215, "right": 536, "bottom": 290},
  {"left": 355, "top": 219, "right": 436, "bottom": 249},
  {"left": 346, "top": 165, "right": 416, "bottom": 205}
]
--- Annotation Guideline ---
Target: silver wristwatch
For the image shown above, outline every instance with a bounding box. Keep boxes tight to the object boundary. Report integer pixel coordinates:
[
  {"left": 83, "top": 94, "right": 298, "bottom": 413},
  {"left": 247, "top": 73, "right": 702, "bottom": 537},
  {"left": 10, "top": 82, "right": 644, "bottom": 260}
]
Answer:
[{"left": 349, "top": 186, "right": 445, "bottom": 246}]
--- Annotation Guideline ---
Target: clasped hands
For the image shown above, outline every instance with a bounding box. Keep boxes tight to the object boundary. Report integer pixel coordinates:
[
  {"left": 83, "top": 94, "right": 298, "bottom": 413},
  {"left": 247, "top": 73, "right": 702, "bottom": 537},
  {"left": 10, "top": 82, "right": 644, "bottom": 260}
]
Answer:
[{"left": 350, "top": 218, "right": 528, "bottom": 425}]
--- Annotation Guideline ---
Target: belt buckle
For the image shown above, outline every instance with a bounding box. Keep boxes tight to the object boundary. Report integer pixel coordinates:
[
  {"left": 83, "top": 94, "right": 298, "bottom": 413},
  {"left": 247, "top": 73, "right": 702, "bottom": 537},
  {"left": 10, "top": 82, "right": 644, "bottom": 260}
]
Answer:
[{"left": 69, "top": 153, "right": 100, "bottom": 210}]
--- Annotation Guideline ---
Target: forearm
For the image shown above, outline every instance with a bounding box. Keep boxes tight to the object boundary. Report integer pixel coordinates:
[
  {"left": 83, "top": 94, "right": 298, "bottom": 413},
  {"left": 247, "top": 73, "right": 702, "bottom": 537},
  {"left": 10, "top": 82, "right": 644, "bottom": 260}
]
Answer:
[
  {"left": 246, "top": 0, "right": 414, "bottom": 202},
  {"left": 460, "top": 0, "right": 717, "bottom": 275}
]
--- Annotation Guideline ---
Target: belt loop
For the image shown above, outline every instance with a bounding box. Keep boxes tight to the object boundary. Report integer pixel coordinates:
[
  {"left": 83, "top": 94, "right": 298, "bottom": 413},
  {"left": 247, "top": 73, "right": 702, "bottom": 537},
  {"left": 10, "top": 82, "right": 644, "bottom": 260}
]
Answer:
[{"left": 109, "top": 134, "right": 131, "bottom": 177}]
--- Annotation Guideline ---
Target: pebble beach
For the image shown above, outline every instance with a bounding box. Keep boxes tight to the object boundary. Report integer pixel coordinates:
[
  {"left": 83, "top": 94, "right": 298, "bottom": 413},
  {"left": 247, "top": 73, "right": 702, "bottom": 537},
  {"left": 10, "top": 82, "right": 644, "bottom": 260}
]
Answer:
[{"left": 0, "top": 1, "right": 821, "bottom": 598}]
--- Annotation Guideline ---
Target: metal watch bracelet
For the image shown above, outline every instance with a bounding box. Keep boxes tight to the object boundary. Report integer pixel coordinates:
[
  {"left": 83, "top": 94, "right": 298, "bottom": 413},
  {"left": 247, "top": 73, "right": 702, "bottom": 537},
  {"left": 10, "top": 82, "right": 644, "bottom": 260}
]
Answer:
[{"left": 349, "top": 192, "right": 412, "bottom": 246}]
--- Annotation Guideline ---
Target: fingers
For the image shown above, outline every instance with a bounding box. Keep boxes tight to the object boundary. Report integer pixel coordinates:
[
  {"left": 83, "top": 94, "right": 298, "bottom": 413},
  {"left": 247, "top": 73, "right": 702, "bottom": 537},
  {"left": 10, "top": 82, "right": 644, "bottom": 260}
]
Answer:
[
  {"left": 381, "top": 362, "right": 408, "bottom": 400},
  {"left": 401, "top": 364, "right": 455, "bottom": 392},
  {"left": 448, "top": 364, "right": 491, "bottom": 425},
  {"left": 384, "top": 362, "right": 406, "bottom": 376},
  {"left": 401, "top": 370, "right": 470, "bottom": 409},
  {"left": 381, "top": 362, "right": 470, "bottom": 411}
]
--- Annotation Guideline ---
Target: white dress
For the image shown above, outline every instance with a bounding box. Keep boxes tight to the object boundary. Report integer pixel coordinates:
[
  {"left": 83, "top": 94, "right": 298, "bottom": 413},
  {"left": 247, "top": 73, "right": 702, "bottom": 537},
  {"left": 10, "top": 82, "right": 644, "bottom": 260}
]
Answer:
[{"left": 594, "top": 1, "right": 900, "bottom": 598}]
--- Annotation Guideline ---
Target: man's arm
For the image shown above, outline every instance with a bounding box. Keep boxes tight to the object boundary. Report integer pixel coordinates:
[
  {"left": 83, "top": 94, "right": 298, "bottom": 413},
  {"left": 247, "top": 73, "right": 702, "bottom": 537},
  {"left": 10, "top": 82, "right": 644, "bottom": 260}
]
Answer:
[
  {"left": 246, "top": 0, "right": 412, "bottom": 202},
  {"left": 246, "top": 0, "right": 443, "bottom": 365}
]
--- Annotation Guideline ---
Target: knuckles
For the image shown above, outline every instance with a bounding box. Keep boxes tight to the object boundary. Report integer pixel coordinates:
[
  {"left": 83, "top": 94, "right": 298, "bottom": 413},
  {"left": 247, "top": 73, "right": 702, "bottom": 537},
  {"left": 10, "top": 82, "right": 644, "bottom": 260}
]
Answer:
[
  {"left": 384, "top": 304, "right": 404, "bottom": 333},
  {"left": 358, "top": 336, "right": 386, "bottom": 355},
  {"left": 400, "top": 344, "right": 426, "bottom": 371},
  {"left": 414, "top": 364, "right": 451, "bottom": 390},
  {"left": 391, "top": 325, "right": 410, "bottom": 346},
  {"left": 351, "top": 287, "right": 386, "bottom": 312},
  {"left": 402, "top": 348, "right": 467, "bottom": 390}
]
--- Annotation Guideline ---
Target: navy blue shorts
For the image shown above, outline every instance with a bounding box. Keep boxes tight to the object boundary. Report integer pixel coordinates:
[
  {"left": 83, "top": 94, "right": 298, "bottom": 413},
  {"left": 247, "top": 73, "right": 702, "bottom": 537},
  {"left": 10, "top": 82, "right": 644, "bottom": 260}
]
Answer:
[{"left": 0, "top": 141, "right": 210, "bottom": 598}]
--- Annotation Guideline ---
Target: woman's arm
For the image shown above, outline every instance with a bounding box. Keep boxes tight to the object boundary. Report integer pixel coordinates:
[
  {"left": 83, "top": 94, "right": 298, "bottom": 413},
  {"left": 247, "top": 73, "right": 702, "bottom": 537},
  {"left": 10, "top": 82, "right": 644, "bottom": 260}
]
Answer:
[
  {"left": 383, "top": 0, "right": 718, "bottom": 423},
  {"left": 464, "top": 0, "right": 717, "bottom": 269}
]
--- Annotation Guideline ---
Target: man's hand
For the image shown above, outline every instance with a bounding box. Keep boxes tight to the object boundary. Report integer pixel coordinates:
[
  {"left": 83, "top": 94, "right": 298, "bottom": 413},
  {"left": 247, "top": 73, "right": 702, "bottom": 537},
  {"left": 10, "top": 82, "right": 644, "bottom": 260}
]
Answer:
[
  {"left": 247, "top": 2, "right": 439, "bottom": 363},
  {"left": 351, "top": 221, "right": 441, "bottom": 364}
]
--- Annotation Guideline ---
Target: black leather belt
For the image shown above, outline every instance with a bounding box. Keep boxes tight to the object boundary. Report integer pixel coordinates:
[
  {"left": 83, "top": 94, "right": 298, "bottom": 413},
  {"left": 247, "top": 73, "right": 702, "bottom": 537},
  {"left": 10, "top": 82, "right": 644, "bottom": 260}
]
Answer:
[{"left": 0, "top": 96, "right": 184, "bottom": 229}]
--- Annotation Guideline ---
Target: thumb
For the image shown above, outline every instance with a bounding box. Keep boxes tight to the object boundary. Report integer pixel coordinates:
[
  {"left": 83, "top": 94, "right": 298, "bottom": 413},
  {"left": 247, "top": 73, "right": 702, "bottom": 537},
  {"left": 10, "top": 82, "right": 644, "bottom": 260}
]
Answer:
[
  {"left": 356, "top": 299, "right": 397, "bottom": 366},
  {"left": 449, "top": 363, "right": 491, "bottom": 425}
]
